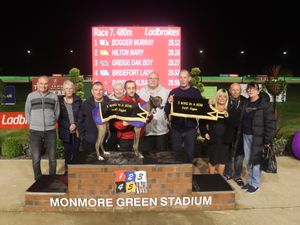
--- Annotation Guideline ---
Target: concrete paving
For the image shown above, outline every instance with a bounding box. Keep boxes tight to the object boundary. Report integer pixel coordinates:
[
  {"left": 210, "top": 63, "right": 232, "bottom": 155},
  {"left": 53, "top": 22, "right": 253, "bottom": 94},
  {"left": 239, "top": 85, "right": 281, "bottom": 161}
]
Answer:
[{"left": 0, "top": 157, "right": 300, "bottom": 225}]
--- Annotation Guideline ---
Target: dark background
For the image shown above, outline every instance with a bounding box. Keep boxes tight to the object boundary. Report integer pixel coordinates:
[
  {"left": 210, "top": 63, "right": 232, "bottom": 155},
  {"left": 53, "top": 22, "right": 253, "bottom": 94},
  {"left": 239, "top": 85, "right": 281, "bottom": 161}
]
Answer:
[{"left": 0, "top": 1, "right": 299, "bottom": 76}]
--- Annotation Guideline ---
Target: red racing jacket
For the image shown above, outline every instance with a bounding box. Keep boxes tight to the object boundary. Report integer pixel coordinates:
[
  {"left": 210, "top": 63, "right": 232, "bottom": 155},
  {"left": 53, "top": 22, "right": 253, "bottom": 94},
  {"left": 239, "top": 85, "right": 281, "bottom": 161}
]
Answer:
[{"left": 113, "top": 95, "right": 145, "bottom": 140}]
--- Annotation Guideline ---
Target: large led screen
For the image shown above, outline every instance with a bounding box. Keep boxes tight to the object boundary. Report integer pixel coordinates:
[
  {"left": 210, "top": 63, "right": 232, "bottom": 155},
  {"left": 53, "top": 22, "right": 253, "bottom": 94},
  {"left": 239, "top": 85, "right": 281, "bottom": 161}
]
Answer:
[{"left": 92, "top": 26, "right": 181, "bottom": 91}]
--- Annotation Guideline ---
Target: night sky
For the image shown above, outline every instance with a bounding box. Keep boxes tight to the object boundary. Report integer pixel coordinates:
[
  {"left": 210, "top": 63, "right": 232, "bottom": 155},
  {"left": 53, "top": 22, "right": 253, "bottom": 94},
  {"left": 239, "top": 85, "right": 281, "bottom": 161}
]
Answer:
[{"left": 0, "top": 2, "right": 299, "bottom": 76}]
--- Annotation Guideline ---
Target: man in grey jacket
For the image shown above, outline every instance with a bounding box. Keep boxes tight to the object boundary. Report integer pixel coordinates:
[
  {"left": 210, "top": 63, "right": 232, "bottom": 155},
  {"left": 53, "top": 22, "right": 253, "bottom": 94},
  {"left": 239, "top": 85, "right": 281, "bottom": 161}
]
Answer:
[
  {"left": 25, "top": 76, "right": 60, "bottom": 180},
  {"left": 138, "top": 72, "right": 170, "bottom": 155}
]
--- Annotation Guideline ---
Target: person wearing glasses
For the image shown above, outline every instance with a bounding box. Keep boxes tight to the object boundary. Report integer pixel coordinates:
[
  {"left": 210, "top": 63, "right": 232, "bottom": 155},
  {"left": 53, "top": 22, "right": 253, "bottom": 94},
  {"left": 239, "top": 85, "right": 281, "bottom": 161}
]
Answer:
[{"left": 237, "top": 82, "right": 275, "bottom": 194}]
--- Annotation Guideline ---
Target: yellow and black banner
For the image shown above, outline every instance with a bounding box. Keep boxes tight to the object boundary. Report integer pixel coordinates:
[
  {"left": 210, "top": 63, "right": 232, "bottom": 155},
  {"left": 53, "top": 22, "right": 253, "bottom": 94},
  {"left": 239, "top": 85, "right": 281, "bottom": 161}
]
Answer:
[
  {"left": 170, "top": 97, "right": 225, "bottom": 121},
  {"left": 94, "top": 101, "right": 149, "bottom": 124}
]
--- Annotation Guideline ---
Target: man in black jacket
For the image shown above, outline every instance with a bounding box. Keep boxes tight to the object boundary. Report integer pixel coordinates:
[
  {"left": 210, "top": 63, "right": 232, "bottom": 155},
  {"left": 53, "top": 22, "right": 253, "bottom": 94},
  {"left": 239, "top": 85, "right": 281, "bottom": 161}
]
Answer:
[
  {"left": 224, "top": 83, "right": 247, "bottom": 187},
  {"left": 164, "top": 69, "right": 202, "bottom": 163},
  {"left": 77, "top": 82, "right": 110, "bottom": 162}
]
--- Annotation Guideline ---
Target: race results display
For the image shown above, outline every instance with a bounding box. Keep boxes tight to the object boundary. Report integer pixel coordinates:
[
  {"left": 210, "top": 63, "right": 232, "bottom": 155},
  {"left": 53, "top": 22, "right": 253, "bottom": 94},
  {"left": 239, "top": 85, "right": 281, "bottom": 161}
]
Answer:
[{"left": 92, "top": 26, "right": 181, "bottom": 91}]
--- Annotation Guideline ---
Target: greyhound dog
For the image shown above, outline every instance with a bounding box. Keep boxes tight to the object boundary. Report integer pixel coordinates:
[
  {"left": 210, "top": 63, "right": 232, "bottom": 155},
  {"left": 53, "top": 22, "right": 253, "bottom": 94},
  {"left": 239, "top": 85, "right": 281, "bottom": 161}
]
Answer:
[{"left": 93, "top": 96, "right": 163, "bottom": 160}]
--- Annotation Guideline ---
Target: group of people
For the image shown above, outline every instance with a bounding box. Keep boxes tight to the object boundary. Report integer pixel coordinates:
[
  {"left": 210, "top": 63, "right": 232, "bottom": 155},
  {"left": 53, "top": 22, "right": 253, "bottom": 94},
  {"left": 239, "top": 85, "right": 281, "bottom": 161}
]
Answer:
[
  {"left": 199, "top": 82, "right": 276, "bottom": 193},
  {"left": 25, "top": 70, "right": 276, "bottom": 194}
]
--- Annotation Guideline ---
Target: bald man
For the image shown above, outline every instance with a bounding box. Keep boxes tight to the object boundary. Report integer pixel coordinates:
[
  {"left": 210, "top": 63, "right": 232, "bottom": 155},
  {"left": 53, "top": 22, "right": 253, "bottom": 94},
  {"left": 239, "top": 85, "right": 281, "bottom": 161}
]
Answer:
[
  {"left": 164, "top": 69, "right": 203, "bottom": 163},
  {"left": 25, "top": 76, "right": 60, "bottom": 180},
  {"left": 224, "top": 83, "right": 247, "bottom": 186},
  {"left": 138, "top": 72, "right": 170, "bottom": 155}
]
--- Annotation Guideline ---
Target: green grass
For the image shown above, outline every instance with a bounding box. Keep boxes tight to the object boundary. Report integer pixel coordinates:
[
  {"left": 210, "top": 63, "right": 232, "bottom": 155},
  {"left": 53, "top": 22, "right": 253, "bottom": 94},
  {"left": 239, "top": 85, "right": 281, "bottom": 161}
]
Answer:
[{"left": 276, "top": 84, "right": 300, "bottom": 136}]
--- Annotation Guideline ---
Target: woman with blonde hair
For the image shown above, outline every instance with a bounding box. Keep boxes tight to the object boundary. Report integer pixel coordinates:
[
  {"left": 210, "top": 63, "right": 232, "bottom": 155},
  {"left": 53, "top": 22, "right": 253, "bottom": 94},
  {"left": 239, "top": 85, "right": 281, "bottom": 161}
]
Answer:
[
  {"left": 58, "top": 80, "right": 82, "bottom": 174},
  {"left": 200, "top": 89, "right": 231, "bottom": 175}
]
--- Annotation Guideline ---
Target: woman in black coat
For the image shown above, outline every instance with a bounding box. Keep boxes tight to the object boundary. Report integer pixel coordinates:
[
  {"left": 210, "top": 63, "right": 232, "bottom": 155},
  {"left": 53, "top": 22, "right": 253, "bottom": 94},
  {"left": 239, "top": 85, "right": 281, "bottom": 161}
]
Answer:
[
  {"left": 58, "top": 80, "right": 82, "bottom": 173},
  {"left": 237, "top": 82, "right": 276, "bottom": 194}
]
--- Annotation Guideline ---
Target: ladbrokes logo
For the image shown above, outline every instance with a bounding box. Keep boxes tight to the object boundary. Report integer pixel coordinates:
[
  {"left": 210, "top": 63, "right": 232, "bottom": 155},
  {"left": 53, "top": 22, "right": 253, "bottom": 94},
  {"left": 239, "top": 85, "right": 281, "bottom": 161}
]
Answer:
[{"left": 0, "top": 112, "right": 28, "bottom": 129}]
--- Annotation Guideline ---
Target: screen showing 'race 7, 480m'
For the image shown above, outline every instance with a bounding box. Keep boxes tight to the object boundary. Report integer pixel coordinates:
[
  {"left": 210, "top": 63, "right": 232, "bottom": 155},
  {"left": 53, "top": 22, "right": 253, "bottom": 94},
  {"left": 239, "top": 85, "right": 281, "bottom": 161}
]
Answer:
[{"left": 92, "top": 26, "right": 181, "bottom": 91}]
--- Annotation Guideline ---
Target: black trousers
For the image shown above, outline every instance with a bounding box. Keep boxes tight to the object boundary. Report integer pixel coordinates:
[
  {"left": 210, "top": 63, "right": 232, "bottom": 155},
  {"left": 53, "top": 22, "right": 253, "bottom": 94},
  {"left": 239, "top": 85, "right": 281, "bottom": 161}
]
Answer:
[
  {"left": 141, "top": 133, "right": 169, "bottom": 153},
  {"left": 63, "top": 133, "right": 80, "bottom": 170},
  {"left": 119, "top": 139, "right": 134, "bottom": 152},
  {"left": 73, "top": 139, "right": 97, "bottom": 163}
]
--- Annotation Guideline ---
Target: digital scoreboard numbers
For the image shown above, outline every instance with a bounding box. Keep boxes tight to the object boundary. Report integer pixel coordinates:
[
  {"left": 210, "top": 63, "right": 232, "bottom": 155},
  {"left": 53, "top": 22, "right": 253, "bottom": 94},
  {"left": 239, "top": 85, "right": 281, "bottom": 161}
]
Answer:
[
  {"left": 92, "top": 26, "right": 181, "bottom": 91},
  {"left": 115, "top": 170, "right": 147, "bottom": 194}
]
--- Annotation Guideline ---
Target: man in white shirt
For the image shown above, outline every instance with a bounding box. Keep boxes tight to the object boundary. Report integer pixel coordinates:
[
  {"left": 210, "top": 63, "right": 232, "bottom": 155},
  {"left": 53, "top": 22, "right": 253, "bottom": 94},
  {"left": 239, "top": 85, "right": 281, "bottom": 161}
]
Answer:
[{"left": 138, "top": 72, "right": 170, "bottom": 155}]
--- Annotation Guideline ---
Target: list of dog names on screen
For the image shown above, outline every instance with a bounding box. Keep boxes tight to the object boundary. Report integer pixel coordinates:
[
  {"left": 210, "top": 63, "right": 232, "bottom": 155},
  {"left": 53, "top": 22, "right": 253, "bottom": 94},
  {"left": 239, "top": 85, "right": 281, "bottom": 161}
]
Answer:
[{"left": 92, "top": 26, "right": 181, "bottom": 91}]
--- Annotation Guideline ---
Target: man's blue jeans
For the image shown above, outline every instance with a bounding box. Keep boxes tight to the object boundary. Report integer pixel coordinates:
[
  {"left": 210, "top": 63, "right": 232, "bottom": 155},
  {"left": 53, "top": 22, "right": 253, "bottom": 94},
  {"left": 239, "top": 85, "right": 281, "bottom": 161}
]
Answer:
[
  {"left": 30, "top": 129, "right": 56, "bottom": 180},
  {"left": 243, "top": 134, "right": 261, "bottom": 188},
  {"left": 170, "top": 128, "right": 196, "bottom": 163}
]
